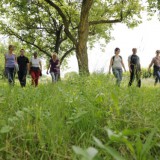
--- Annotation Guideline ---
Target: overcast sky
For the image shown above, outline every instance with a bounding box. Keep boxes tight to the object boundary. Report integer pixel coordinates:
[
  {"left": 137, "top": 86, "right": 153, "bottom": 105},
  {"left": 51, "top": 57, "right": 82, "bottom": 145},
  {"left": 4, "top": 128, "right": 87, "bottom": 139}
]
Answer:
[{"left": 61, "top": 13, "right": 160, "bottom": 76}]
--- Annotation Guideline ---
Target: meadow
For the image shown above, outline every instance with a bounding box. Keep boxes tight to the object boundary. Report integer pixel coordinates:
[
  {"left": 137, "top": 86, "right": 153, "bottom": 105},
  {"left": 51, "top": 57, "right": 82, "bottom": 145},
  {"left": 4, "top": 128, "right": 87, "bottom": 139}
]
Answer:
[{"left": 0, "top": 74, "right": 160, "bottom": 160}]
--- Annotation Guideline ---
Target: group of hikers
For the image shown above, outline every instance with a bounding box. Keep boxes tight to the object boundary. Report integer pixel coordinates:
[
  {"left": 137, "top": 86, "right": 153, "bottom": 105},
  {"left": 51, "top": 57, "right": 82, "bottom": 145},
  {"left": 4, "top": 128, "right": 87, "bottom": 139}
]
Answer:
[
  {"left": 4, "top": 44, "right": 160, "bottom": 87},
  {"left": 4, "top": 45, "right": 60, "bottom": 87},
  {"left": 109, "top": 47, "right": 160, "bottom": 87}
]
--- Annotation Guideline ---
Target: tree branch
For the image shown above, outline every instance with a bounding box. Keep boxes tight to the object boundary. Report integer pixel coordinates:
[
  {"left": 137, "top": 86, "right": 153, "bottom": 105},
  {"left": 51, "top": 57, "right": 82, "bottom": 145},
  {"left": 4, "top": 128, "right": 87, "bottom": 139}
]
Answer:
[
  {"left": 89, "top": 18, "right": 122, "bottom": 25},
  {"left": 26, "top": 27, "right": 52, "bottom": 30},
  {"left": 6, "top": 28, "right": 51, "bottom": 58},
  {"left": 59, "top": 36, "right": 67, "bottom": 44},
  {"left": 44, "top": 0, "right": 77, "bottom": 45},
  {"left": 60, "top": 47, "right": 75, "bottom": 65},
  {"left": 89, "top": 0, "right": 123, "bottom": 26}
]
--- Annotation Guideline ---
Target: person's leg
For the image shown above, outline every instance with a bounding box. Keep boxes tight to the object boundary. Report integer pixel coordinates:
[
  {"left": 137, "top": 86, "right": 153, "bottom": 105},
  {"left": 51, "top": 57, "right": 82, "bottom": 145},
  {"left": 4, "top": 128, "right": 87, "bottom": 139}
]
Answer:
[
  {"left": 22, "top": 76, "right": 26, "bottom": 87},
  {"left": 6, "top": 67, "right": 11, "bottom": 83},
  {"left": 7, "top": 68, "right": 15, "bottom": 85},
  {"left": 23, "top": 75, "right": 27, "bottom": 87},
  {"left": 128, "top": 69, "right": 135, "bottom": 87},
  {"left": 156, "top": 70, "right": 160, "bottom": 84},
  {"left": 35, "top": 70, "right": 40, "bottom": 86},
  {"left": 137, "top": 79, "right": 141, "bottom": 88},
  {"left": 21, "top": 70, "right": 27, "bottom": 87},
  {"left": 50, "top": 72, "right": 56, "bottom": 82},
  {"left": 5, "top": 67, "right": 10, "bottom": 83},
  {"left": 55, "top": 73, "right": 59, "bottom": 82},
  {"left": 31, "top": 71, "right": 36, "bottom": 86},
  {"left": 154, "top": 70, "right": 159, "bottom": 86},
  {"left": 118, "top": 69, "right": 123, "bottom": 86},
  {"left": 18, "top": 71, "right": 23, "bottom": 87},
  {"left": 136, "top": 70, "right": 141, "bottom": 88},
  {"left": 112, "top": 68, "right": 120, "bottom": 86}
]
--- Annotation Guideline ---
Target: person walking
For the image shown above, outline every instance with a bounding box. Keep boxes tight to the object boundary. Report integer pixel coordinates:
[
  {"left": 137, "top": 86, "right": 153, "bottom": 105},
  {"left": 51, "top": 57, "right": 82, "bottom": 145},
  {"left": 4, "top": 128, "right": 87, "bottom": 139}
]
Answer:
[
  {"left": 148, "top": 50, "right": 160, "bottom": 86},
  {"left": 4, "top": 45, "right": 17, "bottom": 85},
  {"left": 29, "top": 52, "right": 42, "bottom": 87},
  {"left": 128, "top": 48, "right": 141, "bottom": 87},
  {"left": 109, "top": 48, "right": 126, "bottom": 86},
  {"left": 46, "top": 53, "right": 60, "bottom": 83},
  {"left": 17, "top": 49, "right": 29, "bottom": 87}
]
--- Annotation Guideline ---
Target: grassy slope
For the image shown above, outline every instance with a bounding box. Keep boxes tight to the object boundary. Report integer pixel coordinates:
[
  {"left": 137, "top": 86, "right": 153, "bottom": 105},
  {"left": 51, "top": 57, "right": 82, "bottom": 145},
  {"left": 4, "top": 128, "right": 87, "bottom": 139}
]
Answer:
[{"left": 0, "top": 74, "right": 160, "bottom": 160}]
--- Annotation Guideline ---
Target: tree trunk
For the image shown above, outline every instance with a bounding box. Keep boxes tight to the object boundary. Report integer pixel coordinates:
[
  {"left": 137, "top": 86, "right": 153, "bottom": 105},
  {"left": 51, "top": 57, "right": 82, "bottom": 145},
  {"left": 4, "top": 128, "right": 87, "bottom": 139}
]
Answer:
[
  {"left": 76, "top": 0, "right": 93, "bottom": 75},
  {"left": 55, "top": 25, "right": 63, "bottom": 54},
  {"left": 76, "top": 42, "right": 89, "bottom": 75}
]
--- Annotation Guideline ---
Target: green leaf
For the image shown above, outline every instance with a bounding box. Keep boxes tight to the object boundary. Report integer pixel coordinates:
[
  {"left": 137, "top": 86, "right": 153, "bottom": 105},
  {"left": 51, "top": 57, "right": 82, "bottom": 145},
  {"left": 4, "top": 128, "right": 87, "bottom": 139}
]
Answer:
[
  {"left": 93, "top": 136, "right": 126, "bottom": 160},
  {"left": 135, "top": 134, "right": 143, "bottom": 159},
  {"left": 0, "top": 125, "right": 13, "bottom": 133},
  {"left": 15, "top": 110, "right": 24, "bottom": 119},
  {"left": 140, "top": 129, "right": 156, "bottom": 158},
  {"left": 93, "top": 137, "right": 105, "bottom": 149},
  {"left": 104, "top": 146, "right": 126, "bottom": 160},
  {"left": 86, "top": 147, "right": 98, "bottom": 159},
  {"left": 72, "top": 146, "right": 87, "bottom": 157},
  {"left": 72, "top": 146, "right": 98, "bottom": 160},
  {"left": 122, "top": 128, "right": 148, "bottom": 136}
]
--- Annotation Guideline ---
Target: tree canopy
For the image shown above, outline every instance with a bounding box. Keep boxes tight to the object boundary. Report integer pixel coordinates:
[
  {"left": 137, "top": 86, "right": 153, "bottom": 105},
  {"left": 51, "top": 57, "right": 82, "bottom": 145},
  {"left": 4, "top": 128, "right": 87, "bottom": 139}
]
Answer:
[
  {"left": 0, "top": 0, "right": 159, "bottom": 74},
  {"left": 0, "top": 0, "right": 75, "bottom": 64}
]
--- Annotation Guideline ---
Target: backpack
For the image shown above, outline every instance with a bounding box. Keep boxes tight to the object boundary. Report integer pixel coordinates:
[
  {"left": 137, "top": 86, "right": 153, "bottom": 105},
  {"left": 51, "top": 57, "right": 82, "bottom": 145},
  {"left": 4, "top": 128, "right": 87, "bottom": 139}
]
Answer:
[
  {"left": 112, "top": 56, "right": 122, "bottom": 65},
  {"left": 153, "top": 65, "right": 160, "bottom": 76},
  {"left": 130, "top": 54, "right": 139, "bottom": 65}
]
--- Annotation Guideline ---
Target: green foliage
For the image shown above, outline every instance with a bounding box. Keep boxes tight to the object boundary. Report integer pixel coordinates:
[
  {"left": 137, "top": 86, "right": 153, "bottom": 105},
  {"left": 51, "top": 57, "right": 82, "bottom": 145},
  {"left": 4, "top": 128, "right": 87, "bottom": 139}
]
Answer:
[
  {"left": 0, "top": 74, "right": 160, "bottom": 159},
  {"left": 89, "top": 128, "right": 158, "bottom": 160},
  {"left": 0, "top": 0, "right": 75, "bottom": 63},
  {"left": 0, "top": 0, "right": 158, "bottom": 56},
  {"left": 141, "top": 68, "right": 152, "bottom": 79},
  {"left": 73, "top": 146, "right": 98, "bottom": 160},
  {"left": 0, "top": 43, "right": 7, "bottom": 79},
  {"left": 0, "top": 0, "right": 159, "bottom": 74},
  {"left": 64, "top": 71, "right": 79, "bottom": 80}
]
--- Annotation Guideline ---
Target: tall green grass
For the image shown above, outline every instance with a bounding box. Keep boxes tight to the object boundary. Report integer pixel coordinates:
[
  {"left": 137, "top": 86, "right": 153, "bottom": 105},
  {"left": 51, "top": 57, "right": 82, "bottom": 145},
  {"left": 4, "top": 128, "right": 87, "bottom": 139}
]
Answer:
[{"left": 0, "top": 74, "right": 160, "bottom": 160}]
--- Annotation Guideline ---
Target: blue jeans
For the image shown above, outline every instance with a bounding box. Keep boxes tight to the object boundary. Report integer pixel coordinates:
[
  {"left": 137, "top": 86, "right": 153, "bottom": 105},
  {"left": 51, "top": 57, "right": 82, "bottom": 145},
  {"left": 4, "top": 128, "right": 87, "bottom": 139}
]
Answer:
[
  {"left": 50, "top": 72, "right": 59, "bottom": 82},
  {"left": 5, "top": 67, "right": 15, "bottom": 85},
  {"left": 112, "top": 68, "right": 122, "bottom": 86}
]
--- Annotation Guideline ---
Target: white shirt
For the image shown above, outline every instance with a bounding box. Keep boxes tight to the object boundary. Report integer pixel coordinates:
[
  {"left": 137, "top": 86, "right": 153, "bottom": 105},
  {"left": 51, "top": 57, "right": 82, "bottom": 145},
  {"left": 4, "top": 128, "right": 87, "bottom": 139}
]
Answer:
[
  {"left": 112, "top": 56, "right": 122, "bottom": 69},
  {"left": 30, "top": 57, "right": 41, "bottom": 68}
]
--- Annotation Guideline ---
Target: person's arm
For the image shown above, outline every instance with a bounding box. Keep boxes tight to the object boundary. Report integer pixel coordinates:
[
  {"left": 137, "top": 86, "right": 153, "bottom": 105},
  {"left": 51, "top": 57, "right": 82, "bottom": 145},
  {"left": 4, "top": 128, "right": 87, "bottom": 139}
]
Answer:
[
  {"left": 139, "top": 58, "right": 141, "bottom": 71},
  {"left": 13, "top": 54, "right": 17, "bottom": 64},
  {"left": 29, "top": 58, "right": 32, "bottom": 74},
  {"left": 128, "top": 56, "right": 132, "bottom": 72},
  {"left": 15, "top": 55, "right": 17, "bottom": 63},
  {"left": 46, "top": 62, "right": 51, "bottom": 74},
  {"left": 26, "top": 62, "right": 29, "bottom": 74},
  {"left": 28, "top": 62, "right": 32, "bottom": 74},
  {"left": 121, "top": 59, "right": 126, "bottom": 72},
  {"left": 148, "top": 59, "right": 154, "bottom": 72},
  {"left": 56, "top": 59, "right": 60, "bottom": 67},
  {"left": 109, "top": 57, "right": 113, "bottom": 74},
  {"left": 26, "top": 58, "right": 29, "bottom": 73},
  {"left": 39, "top": 60, "right": 42, "bottom": 71},
  {"left": 128, "top": 61, "right": 131, "bottom": 72},
  {"left": 4, "top": 54, "right": 6, "bottom": 68},
  {"left": 27, "top": 62, "right": 29, "bottom": 70}
]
